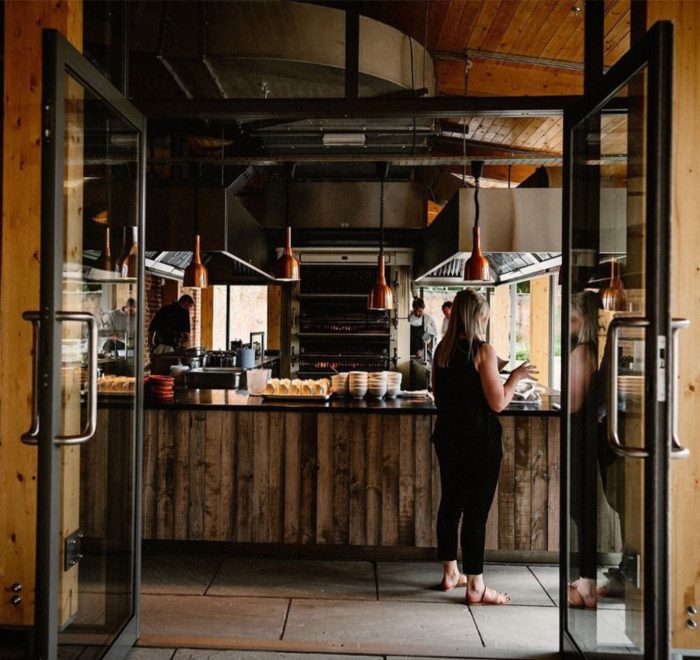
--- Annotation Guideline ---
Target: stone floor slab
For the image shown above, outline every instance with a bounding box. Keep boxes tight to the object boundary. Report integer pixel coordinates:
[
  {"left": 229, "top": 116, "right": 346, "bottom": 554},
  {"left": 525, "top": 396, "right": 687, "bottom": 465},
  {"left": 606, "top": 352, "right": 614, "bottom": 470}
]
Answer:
[
  {"left": 172, "top": 651, "right": 381, "bottom": 660},
  {"left": 208, "top": 559, "right": 376, "bottom": 600},
  {"left": 283, "top": 599, "right": 482, "bottom": 656},
  {"left": 470, "top": 605, "right": 559, "bottom": 651},
  {"left": 127, "top": 650, "right": 176, "bottom": 660},
  {"left": 142, "top": 554, "right": 225, "bottom": 595},
  {"left": 140, "top": 594, "right": 289, "bottom": 639},
  {"left": 528, "top": 566, "right": 559, "bottom": 606}
]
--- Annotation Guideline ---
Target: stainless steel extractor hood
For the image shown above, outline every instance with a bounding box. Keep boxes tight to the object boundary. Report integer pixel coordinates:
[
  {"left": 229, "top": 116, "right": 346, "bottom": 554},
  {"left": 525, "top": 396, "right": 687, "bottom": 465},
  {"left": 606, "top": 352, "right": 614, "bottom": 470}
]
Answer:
[
  {"left": 145, "top": 175, "right": 274, "bottom": 285},
  {"left": 415, "top": 188, "right": 563, "bottom": 286}
]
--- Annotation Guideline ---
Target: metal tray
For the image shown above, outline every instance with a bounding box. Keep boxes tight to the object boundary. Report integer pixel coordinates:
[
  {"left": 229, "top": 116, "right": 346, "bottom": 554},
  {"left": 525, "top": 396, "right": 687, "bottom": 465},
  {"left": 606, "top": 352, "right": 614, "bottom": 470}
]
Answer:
[{"left": 260, "top": 393, "right": 331, "bottom": 402}]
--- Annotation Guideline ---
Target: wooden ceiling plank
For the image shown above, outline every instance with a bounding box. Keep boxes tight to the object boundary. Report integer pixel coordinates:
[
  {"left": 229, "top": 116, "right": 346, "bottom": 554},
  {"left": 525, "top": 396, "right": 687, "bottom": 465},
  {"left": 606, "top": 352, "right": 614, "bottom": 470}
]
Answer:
[
  {"left": 469, "top": 116, "right": 499, "bottom": 142},
  {"left": 536, "top": 4, "right": 584, "bottom": 61},
  {"left": 556, "top": 14, "right": 586, "bottom": 63},
  {"left": 604, "top": 8, "right": 631, "bottom": 59},
  {"left": 467, "top": 0, "right": 504, "bottom": 51},
  {"left": 484, "top": 0, "right": 537, "bottom": 54},
  {"left": 466, "top": 58, "right": 583, "bottom": 96},
  {"left": 492, "top": 117, "right": 526, "bottom": 145},
  {"left": 501, "top": 115, "right": 540, "bottom": 146},
  {"left": 448, "top": 1, "right": 484, "bottom": 53},
  {"left": 523, "top": 117, "right": 560, "bottom": 152},
  {"left": 427, "top": 0, "right": 452, "bottom": 51},
  {"left": 480, "top": 0, "right": 521, "bottom": 53},
  {"left": 507, "top": 117, "right": 547, "bottom": 150},
  {"left": 511, "top": 0, "right": 562, "bottom": 56},
  {"left": 526, "top": 1, "right": 580, "bottom": 60},
  {"left": 529, "top": 117, "right": 564, "bottom": 153},
  {"left": 436, "top": 0, "right": 473, "bottom": 53}
]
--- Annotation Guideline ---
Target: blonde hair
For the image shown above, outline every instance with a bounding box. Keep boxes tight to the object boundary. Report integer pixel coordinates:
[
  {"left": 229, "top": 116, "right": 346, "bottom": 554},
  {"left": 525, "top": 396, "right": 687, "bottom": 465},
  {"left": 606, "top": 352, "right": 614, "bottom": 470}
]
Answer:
[
  {"left": 571, "top": 290, "right": 601, "bottom": 346},
  {"left": 434, "top": 289, "right": 490, "bottom": 368}
]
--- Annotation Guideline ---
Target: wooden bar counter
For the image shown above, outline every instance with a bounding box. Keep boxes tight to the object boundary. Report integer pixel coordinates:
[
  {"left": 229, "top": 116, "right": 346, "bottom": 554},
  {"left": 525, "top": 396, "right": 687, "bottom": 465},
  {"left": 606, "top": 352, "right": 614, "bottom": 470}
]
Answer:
[{"left": 134, "top": 391, "right": 561, "bottom": 560}]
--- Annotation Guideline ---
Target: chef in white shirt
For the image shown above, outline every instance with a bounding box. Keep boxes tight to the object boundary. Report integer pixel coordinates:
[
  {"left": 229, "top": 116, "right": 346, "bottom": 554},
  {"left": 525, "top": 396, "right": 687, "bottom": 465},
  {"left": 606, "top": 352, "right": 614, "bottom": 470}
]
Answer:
[
  {"left": 440, "top": 300, "right": 453, "bottom": 338},
  {"left": 409, "top": 297, "right": 438, "bottom": 360}
]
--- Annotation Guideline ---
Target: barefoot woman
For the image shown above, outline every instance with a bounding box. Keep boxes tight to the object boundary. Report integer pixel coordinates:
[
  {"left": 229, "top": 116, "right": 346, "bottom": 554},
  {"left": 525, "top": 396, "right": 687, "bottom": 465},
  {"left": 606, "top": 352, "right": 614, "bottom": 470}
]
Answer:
[{"left": 431, "top": 289, "right": 536, "bottom": 604}]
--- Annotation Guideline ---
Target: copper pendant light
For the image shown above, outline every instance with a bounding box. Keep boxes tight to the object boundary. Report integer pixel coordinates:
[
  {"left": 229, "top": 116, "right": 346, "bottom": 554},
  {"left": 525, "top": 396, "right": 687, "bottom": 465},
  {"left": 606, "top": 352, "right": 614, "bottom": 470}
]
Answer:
[
  {"left": 368, "top": 170, "right": 393, "bottom": 311},
  {"left": 183, "top": 176, "right": 208, "bottom": 288},
  {"left": 275, "top": 172, "right": 301, "bottom": 282},
  {"left": 600, "top": 257, "right": 627, "bottom": 311},
  {"left": 464, "top": 160, "right": 491, "bottom": 283}
]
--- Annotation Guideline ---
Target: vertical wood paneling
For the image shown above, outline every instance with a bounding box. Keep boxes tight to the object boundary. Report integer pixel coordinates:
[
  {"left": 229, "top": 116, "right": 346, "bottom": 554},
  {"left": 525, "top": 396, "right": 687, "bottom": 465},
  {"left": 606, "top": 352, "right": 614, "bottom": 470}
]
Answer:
[
  {"left": 348, "top": 415, "right": 368, "bottom": 546},
  {"left": 284, "top": 413, "right": 302, "bottom": 543},
  {"left": 219, "top": 411, "right": 236, "bottom": 541},
  {"left": 414, "top": 415, "right": 434, "bottom": 548},
  {"left": 156, "top": 410, "right": 176, "bottom": 539},
  {"left": 530, "top": 276, "right": 551, "bottom": 387},
  {"left": 188, "top": 411, "right": 206, "bottom": 540},
  {"left": 547, "top": 416, "right": 561, "bottom": 552},
  {"left": 331, "top": 414, "right": 351, "bottom": 545},
  {"left": 173, "top": 411, "right": 191, "bottom": 540},
  {"left": 299, "top": 412, "right": 318, "bottom": 543},
  {"left": 514, "top": 417, "right": 532, "bottom": 550},
  {"left": 498, "top": 417, "right": 516, "bottom": 550},
  {"left": 267, "top": 412, "right": 285, "bottom": 542},
  {"left": 398, "top": 416, "right": 416, "bottom": 546},
  {"left": 315, "top": 414, "right": 334, "bottom": 543},
  {"left": 530, "top": 417, "right": 549, "bottom": 550},
  {"left": 142, "top": 410, "right": 159, "bottom": 539},
  {"left": 204, "top": 410, "right": 223, "bottom": 540},
  {"left": 381, "top": 416, "right": 401, "bottom": 545},
  {"left": 252, "top": 412, "right": 270, "bottom": 542},
  {"left": 365, "top": 415, "right": 382, "bottom": 546},
  {"left": 235, "top": 412, "right": 253, "bottom": 542}
]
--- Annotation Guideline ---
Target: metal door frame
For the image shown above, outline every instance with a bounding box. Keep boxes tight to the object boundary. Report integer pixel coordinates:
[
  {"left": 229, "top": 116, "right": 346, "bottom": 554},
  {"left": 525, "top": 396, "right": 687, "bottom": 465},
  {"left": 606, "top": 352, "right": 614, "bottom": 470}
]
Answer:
[
  {"left": 560, "top": 20, "right": 674, "bottom": 660},
  {"left": 36, "top": 29, "right": 146, "bottom": 660}
]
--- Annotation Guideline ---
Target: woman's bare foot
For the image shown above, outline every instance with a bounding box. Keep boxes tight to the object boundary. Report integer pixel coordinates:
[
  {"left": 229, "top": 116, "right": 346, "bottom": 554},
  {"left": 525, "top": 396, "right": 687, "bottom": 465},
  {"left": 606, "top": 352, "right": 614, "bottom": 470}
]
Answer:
[
  {"left": 568, "top": 577, "right": 597, "bottom": 608},
  {"left": 466, "top": 585, "right": 510, "bottom": 605},
  {"left": 441, "top": 573, "right": 468, "bottom": 591}
]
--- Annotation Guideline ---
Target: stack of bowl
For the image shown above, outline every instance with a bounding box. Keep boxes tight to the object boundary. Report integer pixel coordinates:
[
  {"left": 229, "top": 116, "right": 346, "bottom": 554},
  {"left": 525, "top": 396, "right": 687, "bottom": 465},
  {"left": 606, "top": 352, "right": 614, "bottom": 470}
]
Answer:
[
  {"left": 331, "top": 373, "right": 348, "bottom": 396},
  {"left": 385, "top": 371, "right": 403, "bottom": 398},
  {"left": 348, "top": 371, "right": 368, "bottom": 399},
  {"left": 367, "top": 372, "right": 387, "bottom": 399},
  {"left": 146, "top": 375, "right": 175, "bottom": 401}
]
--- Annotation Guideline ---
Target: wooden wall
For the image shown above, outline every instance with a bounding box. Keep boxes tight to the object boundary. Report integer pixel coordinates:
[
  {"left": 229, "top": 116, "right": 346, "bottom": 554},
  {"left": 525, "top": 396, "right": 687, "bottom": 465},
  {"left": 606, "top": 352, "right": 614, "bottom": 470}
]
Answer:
[
  {"left": 133, "top": 409, "right": 561, "bottom": 557},
  {"left": 647, "top": 1, "right": 700, "bottom": 649},
  {"left": 0, "top": 0, "right": 82, "bottom": 627},
  {"left": 530, "top": 275, "right": 551, "bottom": 386}
]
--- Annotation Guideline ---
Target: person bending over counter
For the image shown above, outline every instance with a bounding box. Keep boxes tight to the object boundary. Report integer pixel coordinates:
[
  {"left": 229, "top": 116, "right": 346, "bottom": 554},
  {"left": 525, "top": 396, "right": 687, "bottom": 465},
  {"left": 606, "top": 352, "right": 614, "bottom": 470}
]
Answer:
[
  {"left": 409, "top": 297, "right": 438, "bottom": 360},
  {"left": 148, "top": 294, "right": 195, "bottom": 355},
  {"left": 431, "top": 288, "right": 537, "bottom": 605}
]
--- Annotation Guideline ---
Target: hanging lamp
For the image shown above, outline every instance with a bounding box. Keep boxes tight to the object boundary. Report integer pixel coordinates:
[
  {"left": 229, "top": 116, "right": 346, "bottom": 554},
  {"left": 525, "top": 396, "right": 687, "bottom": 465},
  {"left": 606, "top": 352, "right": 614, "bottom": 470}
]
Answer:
[
  {"left": 183, "top": 170, "right": 208, "bottom": 288},
  {"left": 274, "top": 166, "right": 301, "bottom": 281},
  {"left": 368, "top": 165, "right": 393, "bottom": 311},
  {"left": 464, "top": 159, "right": 491, "bottom": 283},
  {"left": 600, "top": 257, "right": 627, "bottom": 311}
]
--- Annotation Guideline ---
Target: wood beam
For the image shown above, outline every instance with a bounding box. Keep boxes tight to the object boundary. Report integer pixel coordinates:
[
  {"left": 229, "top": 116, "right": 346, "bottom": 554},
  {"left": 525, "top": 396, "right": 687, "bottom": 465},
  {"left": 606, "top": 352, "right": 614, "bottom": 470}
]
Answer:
[{"left": 435, "top": 57, "right": 584, "bottom": 97}]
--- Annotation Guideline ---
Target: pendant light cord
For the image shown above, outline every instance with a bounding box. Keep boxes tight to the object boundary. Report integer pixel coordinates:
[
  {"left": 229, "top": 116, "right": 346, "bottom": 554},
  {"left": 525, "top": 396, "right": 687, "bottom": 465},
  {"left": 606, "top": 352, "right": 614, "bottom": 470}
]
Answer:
[
  {"left": 474, "top": 170, "right": 480, "bottom": 228},
  {"left": 194, "top": 163, "right": 200, "bottom": 234},
  {"left": 379, "top": 177, "right": 385, "bottom": 257}
]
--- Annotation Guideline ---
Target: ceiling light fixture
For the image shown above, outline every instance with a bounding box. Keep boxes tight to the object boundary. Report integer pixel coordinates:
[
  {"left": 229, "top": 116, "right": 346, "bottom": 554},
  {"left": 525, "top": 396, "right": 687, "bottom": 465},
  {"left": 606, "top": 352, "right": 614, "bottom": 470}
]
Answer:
[
  {"left": 368, "top": 163, "right": 393, "bottom": 311},
  {"left": 600, "top": 257, "right": 627, "bottom": 311},
  {"left": 183, "top": 169, "right": 209, "bottom": 288},
  {"left": 322, "top": 133, "right": 366, "bottom": 147},
  {"left": 463, "top": 159, "right": 491, "bottom": 283},
  {"left": 274, "top": 164, "right": 301, "bottom": 282}
]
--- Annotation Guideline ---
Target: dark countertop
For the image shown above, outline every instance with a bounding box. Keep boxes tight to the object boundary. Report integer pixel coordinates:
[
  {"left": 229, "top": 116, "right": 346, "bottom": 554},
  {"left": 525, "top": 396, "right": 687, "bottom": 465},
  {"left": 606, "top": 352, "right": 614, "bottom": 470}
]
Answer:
[{"left": 143, "top": 389, "right": 560, "bottom": 416}]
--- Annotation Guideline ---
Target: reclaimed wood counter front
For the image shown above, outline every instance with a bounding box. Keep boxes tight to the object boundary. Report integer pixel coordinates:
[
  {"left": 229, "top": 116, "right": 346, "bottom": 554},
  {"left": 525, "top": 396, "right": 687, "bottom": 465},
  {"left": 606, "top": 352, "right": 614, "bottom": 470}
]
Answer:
[{"left": 138, "top": 391, "right": 560, "bottom": 559}]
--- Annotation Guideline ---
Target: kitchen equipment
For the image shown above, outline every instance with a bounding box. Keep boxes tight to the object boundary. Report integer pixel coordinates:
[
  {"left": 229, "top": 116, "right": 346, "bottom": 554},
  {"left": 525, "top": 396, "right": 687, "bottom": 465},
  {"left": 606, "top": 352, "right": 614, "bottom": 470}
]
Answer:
[
  {"left": 246, "top": 368, "right": 271, "bottom": 395},
  {"left": 187, "top": 367, "right": 242, "bottom": 390},
  {"left": 236, "top": 347, "right": 255, "bottom": 369},
  {"left": 169, "top": 361, "right": 190, "bottom": 387}
]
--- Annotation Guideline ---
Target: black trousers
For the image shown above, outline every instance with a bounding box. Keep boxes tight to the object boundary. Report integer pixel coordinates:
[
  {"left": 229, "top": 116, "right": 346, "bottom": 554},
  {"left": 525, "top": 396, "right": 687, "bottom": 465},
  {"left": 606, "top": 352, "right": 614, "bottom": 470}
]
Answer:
[{"left": 433, "top": 422, "right": 502, "bottom": 575}]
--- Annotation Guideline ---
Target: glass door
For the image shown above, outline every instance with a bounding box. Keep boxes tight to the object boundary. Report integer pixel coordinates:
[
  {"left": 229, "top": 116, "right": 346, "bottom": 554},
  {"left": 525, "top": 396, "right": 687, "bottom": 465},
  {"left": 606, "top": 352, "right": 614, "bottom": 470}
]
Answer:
[
  {"left": 562, "top": 22, "right": 679, "bottom": 659},
  {"left": 32, "top": 30, "right": 146, "bottom": 660}
]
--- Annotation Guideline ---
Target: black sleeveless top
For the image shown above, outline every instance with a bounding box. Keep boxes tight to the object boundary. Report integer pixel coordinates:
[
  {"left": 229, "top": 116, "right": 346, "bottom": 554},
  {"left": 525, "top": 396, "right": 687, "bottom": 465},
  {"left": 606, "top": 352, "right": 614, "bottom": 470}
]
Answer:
[{"left": 432, "top": 338, "right": 502, "bottom": 445}]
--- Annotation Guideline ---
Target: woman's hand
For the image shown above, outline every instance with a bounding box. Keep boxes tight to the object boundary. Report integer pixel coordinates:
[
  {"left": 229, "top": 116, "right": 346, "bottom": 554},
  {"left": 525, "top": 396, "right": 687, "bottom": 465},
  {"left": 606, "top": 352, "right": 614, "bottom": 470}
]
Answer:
[{"left": 512, "top": 360, "right": 538, "bottom": 382}]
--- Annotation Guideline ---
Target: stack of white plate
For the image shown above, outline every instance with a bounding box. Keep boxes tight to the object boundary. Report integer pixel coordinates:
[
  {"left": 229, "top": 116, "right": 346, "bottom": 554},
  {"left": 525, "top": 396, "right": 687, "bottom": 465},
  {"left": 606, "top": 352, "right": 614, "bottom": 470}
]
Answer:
[
  {"left": 385, "top": 371, "right": 402, "bottom": 399},
  {"left": 331, "top": 373, "right": 348, "bottom": 396},
  {"left": 367, "top": 372, "right": 387, "bottom": 399},
  {"left": 348, "top": 371, "right": 368, "bottom": 399}
]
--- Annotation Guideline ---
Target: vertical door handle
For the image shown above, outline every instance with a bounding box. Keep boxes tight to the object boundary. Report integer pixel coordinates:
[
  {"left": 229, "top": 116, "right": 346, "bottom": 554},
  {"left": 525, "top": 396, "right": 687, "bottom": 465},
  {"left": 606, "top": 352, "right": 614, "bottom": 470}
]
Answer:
[
  {"left": 607, "top": 316, "right": 650, "bottom": 459},
  {"left": 55, "top": 311, "right": 98, "bottom": 445},
  {"left": 21, "top": 311, "right": 42, "bottom": 445},
  {"left": 671, "top": 318, "right": 690, "bottom": 459}
]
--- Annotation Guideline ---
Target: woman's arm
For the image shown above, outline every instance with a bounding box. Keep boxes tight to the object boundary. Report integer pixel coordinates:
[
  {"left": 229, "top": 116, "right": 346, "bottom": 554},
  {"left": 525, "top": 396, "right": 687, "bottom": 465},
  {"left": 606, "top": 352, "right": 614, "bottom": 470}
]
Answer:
[
  {"left": 569, "top": 344, "right": 596, "bottom": 413},
  {"left": 476, "top": 343, "right": 535, "bottom": 413}
]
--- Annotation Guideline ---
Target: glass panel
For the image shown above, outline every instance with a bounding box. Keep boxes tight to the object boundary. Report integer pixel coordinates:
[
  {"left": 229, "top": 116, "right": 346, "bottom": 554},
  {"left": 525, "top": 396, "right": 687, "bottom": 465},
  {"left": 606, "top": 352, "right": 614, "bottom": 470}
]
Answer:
[
  {"left": 567, "top": 66, "right": 647, "bottom": 656},
  {"left": 57, "top": 71, "right": 140, "bottom": 657}
]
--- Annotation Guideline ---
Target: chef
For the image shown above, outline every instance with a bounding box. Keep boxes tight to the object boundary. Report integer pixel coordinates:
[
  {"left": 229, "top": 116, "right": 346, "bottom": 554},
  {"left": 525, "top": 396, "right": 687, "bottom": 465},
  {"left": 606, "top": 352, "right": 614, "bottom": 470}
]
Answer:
[
  {"left": 409, "top": 297, "right": 438, "bottom": 360},
  {"left": 148, "top": 294, "right": 195, "bottom": 354}
]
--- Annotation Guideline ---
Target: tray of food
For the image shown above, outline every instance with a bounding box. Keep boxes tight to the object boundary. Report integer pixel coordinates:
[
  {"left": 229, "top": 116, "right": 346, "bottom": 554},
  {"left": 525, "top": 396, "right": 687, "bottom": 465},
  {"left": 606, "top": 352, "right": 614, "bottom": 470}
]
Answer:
[
  {"left": 260, "top": 377, "right": 332, "bottom": 401},
  {"left": 97, "top": 375, "right": 136, "bottom": 395}
]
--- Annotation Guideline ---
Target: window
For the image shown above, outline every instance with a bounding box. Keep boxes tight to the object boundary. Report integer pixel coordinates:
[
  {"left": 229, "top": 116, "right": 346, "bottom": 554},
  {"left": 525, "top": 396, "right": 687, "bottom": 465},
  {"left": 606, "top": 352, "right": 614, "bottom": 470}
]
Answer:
[{"left": 212, "top": 285, "right": 268, "bottom": 350}]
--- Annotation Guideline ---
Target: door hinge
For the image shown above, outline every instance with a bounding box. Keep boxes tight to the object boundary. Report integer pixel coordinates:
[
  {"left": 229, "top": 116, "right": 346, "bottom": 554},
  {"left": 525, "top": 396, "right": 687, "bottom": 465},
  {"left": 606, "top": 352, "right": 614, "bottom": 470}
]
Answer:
[
  {"left": 64, "top": 529, "right": 84, "bottom": 571},
  {"left": 43, "top": 102, "right": 54, "bottom": 140}
]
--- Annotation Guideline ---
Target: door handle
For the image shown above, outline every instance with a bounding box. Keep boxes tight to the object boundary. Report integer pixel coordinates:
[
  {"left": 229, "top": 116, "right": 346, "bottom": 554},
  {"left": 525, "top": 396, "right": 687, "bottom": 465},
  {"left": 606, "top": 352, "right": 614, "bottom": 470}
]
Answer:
[
  {"left": 21, "top": 311, "right": 99, "bottom": 447},
  {"left": 671, "top": 318, "right": 690, "bottom": 459},
  {"left": 21, "top": 311, "right": 41, "bottom": 445},
  {"left": 607, "top": 316, "right": 650, "bottom": 459},
  {"left": 55, "top": 311, "right": 98, "bottom": 445}
]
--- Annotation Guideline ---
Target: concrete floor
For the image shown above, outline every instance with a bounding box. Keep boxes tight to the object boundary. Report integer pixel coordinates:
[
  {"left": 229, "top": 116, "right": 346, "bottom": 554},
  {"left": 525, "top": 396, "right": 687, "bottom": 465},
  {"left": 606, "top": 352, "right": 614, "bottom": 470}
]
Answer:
[{"left": 132, "top": 554, "right": 562, "bottom": 659}]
